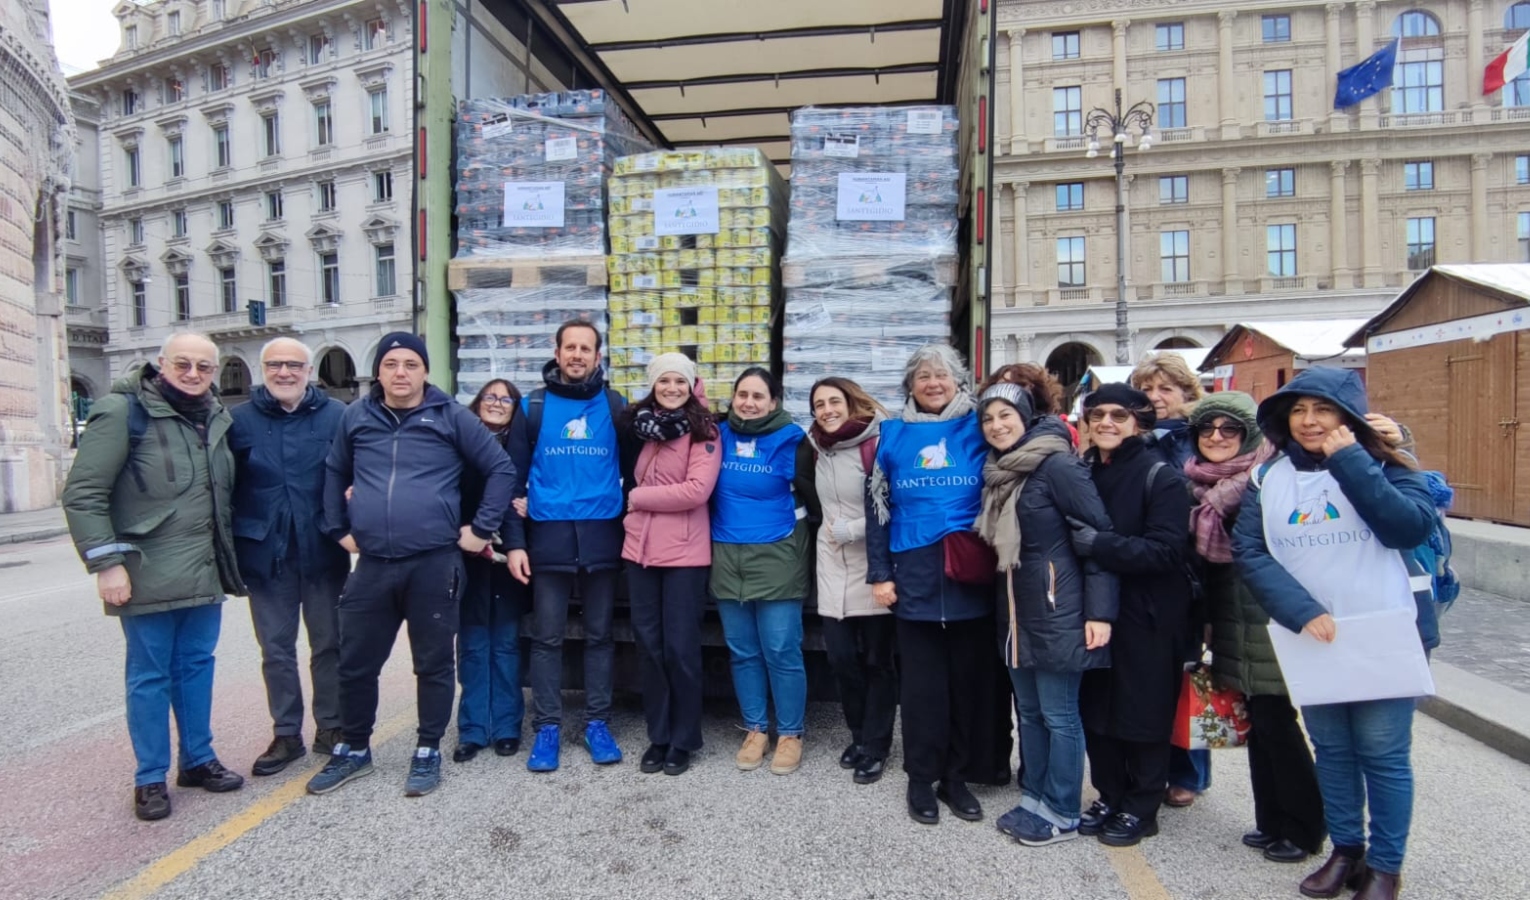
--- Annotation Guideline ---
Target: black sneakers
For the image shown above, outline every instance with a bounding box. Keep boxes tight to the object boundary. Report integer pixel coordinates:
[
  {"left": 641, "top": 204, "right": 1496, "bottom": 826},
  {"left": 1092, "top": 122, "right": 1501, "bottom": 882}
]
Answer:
[
  {"left": 177, "top": 759, "right": 245, "bottom": 792},
  {"left": 252, "top": 735, "right": 307, "bottom": 776},
  {"left": 313, "top": 727, "right": 343, "bottom": 757},
  {"left": 134, "top": 783, "right": 170, "bottom": 821}
]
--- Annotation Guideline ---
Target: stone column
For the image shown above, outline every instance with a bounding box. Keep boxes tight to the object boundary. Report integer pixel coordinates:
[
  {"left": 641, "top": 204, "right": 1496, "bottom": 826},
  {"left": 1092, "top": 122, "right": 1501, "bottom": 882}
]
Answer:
[
  {"left": 1360, "top": 158, "right": 1383, "bottom": 285},
  {"left": 1469, "top": 0, "right": 1487, "bottom": 118},
  {"left": 1008, "top": 29, "right": 1027, "bottom": 155},
  {"left": 1012, "top": 181, "right": 1030, "bottom": 295},
  {"left": 1356, "top": 1, "right": 1379, "bottom": 130},
  {"left": 1326, "top": 4, "right": 1348, "bottom": 132},
  {"left": 1016, "top": 331, "right": 1036, "bottom": 364},
  {"left": 1113, "top": 20, "right": 1130, "bottom": 92},
  {"left": 1222, "top": 167, "right": 1242, "bottom": 293},
  {"left": 1218, "top": 11, "right": 1239, "bottom": 138},
  {"left": 1330, "top": 160, "right": 1351, "bottom": 286},
  {"left": 1472, "top": 153, "right": 1491, "bottom": 260}
]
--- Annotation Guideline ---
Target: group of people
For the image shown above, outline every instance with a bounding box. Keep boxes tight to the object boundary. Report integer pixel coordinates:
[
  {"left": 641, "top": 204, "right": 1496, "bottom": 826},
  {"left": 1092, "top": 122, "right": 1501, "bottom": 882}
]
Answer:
[{"left": 64, "top": 324, "right": 1439, "bottom": 900}]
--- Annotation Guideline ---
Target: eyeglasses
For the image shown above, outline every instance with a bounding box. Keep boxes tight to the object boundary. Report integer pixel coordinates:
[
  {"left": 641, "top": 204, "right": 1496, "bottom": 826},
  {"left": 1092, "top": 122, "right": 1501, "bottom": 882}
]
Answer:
[
  {"left": 1085, "top": 408, "right": 1134, "bottom": 424},
  {"left": 263, "top": 360, "right": 308, "bottom": 372},
  {"left": 1196, "top": 423, "right": 1248, "bottom": 440},
  {"left": 480, "top": 395, "right": 515, "bottom": 407},
  {"left": 169, "top": 358, "right": 217, "bottom": 376}
]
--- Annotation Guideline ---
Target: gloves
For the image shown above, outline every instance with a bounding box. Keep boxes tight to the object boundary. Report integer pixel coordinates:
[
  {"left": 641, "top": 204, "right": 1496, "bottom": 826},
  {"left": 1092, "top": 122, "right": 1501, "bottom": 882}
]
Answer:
[
  {"left": 829, "top": 520, "right": 856, "bottom": 545},
  {"left": 1065, "top": 516, "right": 1098, "bottom": 558}
]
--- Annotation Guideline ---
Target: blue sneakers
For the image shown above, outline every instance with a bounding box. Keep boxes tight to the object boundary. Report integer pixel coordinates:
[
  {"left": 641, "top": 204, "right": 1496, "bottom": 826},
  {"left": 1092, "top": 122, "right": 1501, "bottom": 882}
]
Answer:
[
  {"left": 585, "top": 720, "right": 622, "bottom": 765},
  {"left": 305, "top": 744, "right": 374, "bottom": 795},
  {"left": 527, "top": 725, "right": 560, "bottom": 772},
  {"left": 997, "top": 804, "right": 1079, "bottom": 847},
  {"left": 404, "top": 747, "right": 441, "bottom": 797}
]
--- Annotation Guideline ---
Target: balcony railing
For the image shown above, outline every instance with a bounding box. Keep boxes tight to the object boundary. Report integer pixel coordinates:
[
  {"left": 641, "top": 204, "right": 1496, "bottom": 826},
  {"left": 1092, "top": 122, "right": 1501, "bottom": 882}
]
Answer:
[{"left": 1379, "top": 111, "right": 1458, "bottom": 128}]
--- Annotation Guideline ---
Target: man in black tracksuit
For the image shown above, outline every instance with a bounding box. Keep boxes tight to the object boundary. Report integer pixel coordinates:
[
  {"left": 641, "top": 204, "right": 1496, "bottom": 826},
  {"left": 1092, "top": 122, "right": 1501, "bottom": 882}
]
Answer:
[{"left": 307, "top": 332, "right": 515, "bottom": 798}]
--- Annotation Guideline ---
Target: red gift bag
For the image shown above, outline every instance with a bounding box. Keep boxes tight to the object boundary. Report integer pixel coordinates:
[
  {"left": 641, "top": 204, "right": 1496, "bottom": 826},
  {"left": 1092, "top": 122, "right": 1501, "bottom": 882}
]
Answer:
[{"left": 1171, "top": 666, "right": 1252, "bottom": 750}]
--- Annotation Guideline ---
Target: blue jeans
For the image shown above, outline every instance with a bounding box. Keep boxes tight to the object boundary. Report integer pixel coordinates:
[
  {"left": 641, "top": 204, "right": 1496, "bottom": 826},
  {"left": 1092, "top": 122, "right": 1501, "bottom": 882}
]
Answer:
[
  {"left": 1169, "top": 746, "right": 1213, "bottom": 792},
  {"left": 715, "top": 598, "right": 806, "bottom": 736},
  {"left": 1009, "top": 667, "right": 1085, "bottom": 829},
  {"left": 456, "top": 560, "right": 524, "bottom": 745},
  {"left": 119, "top": 603, "right": 223, "bottom": 786},
  {"left": 1300, "top": 698, "right": 1416, "bottom": 874}
]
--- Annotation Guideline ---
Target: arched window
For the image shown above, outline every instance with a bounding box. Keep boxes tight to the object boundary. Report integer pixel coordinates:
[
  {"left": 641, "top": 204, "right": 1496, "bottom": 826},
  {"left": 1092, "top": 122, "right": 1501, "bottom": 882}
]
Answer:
[
  {"left": 1392, "top": 11, "right": 1444, "bottom": 113},
  {"left": 1393, "top": 10, "right": 1441, "bottom": 37},
  {"left": 1506, "top": 2, "right": 1530, "bottom": 30},
  {"left": 1507, "top": 3, "right": 1530, "bottom": 104}
]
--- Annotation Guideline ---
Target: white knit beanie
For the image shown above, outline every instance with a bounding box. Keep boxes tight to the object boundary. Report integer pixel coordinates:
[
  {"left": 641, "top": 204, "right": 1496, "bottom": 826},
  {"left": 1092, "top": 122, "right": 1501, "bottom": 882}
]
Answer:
[{"left": 646, "top": 352, "right": 698, "bottom": 390}]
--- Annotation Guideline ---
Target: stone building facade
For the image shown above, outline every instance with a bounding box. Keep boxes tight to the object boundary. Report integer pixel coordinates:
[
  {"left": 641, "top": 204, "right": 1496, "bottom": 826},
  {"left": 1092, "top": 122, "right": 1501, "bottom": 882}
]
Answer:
[
  {"left": 993, "top": 0, "right": 1530, "bottom": 385},
  {"left": 68, "top": 0, "right": 413, "bottom": 404},
  {"left": 0, "top": 0, "right": 74, "bottom": 511}
]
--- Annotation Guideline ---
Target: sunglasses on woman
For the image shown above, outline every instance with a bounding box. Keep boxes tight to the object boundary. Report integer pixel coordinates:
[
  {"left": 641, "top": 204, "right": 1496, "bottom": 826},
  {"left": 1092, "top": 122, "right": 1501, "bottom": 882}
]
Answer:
[
  {"left": 1196, "top": 423, "right": 1247, "bottom": 439},
  {"left": 1085, "top": 408, "right": 1134, "bottom": 424}
]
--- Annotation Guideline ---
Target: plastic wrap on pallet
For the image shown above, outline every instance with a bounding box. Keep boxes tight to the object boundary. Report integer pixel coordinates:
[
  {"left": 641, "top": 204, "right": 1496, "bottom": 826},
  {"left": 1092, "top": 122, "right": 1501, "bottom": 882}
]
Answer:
[
  {"left": 453, "top": 279, "right": 608, "bottom": 403},
  {"left": 454, "top": 89, "right": 653, "bottom": 259}
]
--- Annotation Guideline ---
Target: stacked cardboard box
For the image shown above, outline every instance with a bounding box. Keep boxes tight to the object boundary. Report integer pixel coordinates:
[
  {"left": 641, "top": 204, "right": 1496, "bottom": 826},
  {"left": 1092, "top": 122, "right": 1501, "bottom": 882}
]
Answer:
[
  {"left": 604, "top": 148, "right": 787, "bottom": 409},
  {"left": 451, "top": 90, "right": 651, "bottom": 400},
  {"left": 780, "top": 106, "right": 961, "bottom": 420}
]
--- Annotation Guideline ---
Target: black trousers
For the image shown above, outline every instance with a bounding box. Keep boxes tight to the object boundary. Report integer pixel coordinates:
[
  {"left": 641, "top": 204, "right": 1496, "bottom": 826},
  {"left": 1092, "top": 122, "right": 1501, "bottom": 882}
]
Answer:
[
  {"left": 1248, "top": 694, "right": 1327, "bottom": 853},
  {"left": 337, "top": 547, "right": 464, "bottom": 750},
  {"left": 896, "top": 617, "right": 991, "bottom": 784},
  {"left": 625, "top": 563, "right": 707, "bottom": 752},
  {"left": 822, "top": 614, "right": 898, "bottom": 760},
  {"left": 529, "top": 568, "right": 618, "bottom": 728},
  {"left": 1085, "top": 730, "right": 1172, "bottom": 822}
]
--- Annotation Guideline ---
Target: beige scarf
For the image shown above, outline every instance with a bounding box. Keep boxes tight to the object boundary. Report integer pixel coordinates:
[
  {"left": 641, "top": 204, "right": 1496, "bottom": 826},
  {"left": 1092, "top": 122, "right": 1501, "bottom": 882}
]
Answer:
[{"left": 975, "top": 434, "right": 1074, "bottom": 571}]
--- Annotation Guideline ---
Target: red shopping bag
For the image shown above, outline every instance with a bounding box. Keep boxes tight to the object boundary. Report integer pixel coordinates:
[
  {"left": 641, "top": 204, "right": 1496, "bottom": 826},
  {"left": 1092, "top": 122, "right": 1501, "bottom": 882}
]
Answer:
[{"left": 1171, "top": 666, "right": 1252, "bottom": 750}]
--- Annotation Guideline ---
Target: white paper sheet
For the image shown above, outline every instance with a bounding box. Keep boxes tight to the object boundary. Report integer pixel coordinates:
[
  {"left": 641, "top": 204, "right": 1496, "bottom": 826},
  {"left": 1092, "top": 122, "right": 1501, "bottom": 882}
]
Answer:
[{"left": 1268, "top": 607, "right": 1435, "bottom": 707}]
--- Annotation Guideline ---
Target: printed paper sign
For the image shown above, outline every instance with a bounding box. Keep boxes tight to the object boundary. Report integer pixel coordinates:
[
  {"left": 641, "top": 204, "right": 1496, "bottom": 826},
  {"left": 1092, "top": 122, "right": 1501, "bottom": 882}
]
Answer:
[
  {"left": 823, "top": 133, "right": 860, "bottom": 158},
  {"left": 631, "top": 274, "right": 659, "bottom": 290},
  {"left": 872, "top": 346, "right": 915, "bottom": 372},
  {"left": 653, "top": 186, "right": 721, "bottom": 236},
  {"left": 836, "top": 173, "right": 907, "bottom": 222},
  {"left": 631, "top": 198, "right": 653, "bottom": 212},
  {"left": 907, "top": 108, "right": 943, "bottom": 134},
  {"left": 482, "top": 117, "right": 513, "bottom": 140},
  {"left": 545, "top": 137, "right": 578, "bottom": 161},
  {"left": 633, "top": 236, "right": 659, "bottom": 250},
  {"left": 502, "top": 181, "right": 566, "bottom": 228},
  {"left": 789, "top": 304, "right": 832, "bottom": 332}
]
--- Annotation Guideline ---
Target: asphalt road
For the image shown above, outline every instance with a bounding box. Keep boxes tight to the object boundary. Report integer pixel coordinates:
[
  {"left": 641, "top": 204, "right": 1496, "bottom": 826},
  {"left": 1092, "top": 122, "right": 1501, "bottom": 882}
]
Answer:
[{"left": 4, "top": 535, "right": 1529, "bottom": 900}]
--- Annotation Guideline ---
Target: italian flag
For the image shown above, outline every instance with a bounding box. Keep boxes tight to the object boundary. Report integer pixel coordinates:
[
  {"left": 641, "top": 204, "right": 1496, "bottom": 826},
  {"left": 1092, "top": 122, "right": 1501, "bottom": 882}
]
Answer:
[{"left": 1485, "top": 29, "right": 1530, "bottom": 94}]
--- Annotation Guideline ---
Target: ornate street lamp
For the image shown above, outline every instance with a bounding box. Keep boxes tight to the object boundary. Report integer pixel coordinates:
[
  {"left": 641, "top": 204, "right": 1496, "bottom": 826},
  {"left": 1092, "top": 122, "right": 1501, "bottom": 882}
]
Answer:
[{"left": 1084, "top": 88, "right": 1154, "bottom": 364}]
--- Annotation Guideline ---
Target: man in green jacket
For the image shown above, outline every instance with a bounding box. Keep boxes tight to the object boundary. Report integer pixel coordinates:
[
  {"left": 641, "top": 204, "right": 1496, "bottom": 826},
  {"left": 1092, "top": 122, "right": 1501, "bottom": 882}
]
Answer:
[{"left": 62, "top": 332, "right": 248, "bottom": 822}]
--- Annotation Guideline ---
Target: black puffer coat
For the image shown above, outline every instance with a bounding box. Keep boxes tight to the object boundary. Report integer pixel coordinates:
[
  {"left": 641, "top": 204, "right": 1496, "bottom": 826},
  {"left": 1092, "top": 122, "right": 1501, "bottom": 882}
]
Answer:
[{"left": 994, "top": 418, "right": 1119, "bottom": 672}]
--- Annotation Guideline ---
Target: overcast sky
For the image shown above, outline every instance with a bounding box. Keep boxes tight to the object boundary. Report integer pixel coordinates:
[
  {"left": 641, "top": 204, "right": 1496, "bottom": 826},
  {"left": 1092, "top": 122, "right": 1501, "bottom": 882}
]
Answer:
[{"left": 50, "top": 0, "right": 122, "bottom": 73}]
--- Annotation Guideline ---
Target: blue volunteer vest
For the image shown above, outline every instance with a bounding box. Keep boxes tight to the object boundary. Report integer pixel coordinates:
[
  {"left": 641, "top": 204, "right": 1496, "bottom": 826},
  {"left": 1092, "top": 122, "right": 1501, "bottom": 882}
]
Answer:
[
  {"left": 525, "top": 391, "right": 622, "bottom": 521},
  {"left": 878, "top": 416, "right": 985, "bottom": 553},
  {"left": 711, "top": 421, "right": 804, "bottom": 544}
]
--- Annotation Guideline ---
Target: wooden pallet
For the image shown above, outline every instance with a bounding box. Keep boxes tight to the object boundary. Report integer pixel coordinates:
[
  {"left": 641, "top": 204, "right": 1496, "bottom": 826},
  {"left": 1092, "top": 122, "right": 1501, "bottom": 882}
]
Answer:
[
  {"left": 447, "top": 255, "right": 608, "bottom": 291},
  {"left": 782, "top": 256, "right": 957, "bottom": 288}
]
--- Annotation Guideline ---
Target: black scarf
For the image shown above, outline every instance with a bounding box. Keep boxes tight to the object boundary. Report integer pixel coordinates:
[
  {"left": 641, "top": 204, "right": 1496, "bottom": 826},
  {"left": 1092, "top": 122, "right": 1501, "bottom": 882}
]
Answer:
[
  {"left": 155, "top": 373, "right": 213, "bottom": 443},
  {"left": 632, "top": 406, "right": 692, "bottom": 443}
]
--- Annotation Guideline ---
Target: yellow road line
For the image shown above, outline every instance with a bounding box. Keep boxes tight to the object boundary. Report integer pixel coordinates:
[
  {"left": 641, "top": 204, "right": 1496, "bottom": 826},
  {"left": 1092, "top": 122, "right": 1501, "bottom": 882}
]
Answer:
[
  {"left": 1105, "top": 844, "right": 1176, "bottom": 900},
  {"left": 101, "top": 710, "right": 415, "bottom": 900}
]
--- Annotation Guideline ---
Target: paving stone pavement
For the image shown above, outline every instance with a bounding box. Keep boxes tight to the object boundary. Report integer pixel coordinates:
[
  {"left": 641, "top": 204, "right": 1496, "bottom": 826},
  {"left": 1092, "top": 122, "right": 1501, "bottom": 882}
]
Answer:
[{"left": 1434, "top": 586, "right": 1530, "bottom": 694}]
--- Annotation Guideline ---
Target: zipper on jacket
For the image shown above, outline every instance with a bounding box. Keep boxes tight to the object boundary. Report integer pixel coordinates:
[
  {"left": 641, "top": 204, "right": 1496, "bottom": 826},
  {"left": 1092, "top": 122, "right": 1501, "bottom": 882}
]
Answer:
[{"left": 382, "top": 404, "right": 403, "bottom": 558}]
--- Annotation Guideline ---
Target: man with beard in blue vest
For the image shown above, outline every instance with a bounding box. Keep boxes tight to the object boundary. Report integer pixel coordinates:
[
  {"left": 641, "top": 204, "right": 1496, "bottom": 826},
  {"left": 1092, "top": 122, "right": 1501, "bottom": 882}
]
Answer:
[{"left": 505, "top": 318, "right": 630, "bottom": 773}]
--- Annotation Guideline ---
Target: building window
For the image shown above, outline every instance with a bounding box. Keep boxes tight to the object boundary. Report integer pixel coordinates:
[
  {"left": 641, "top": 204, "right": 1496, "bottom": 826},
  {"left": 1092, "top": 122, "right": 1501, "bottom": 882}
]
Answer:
[
  {"left": 1263, "top": 70, "right": 1294, "bottom": 121},
  {"left": 210, "top": 63, "right": 230, "bottom": 91},
  {"left": 1052, "top": 32, "right": 1079, "bottom": 60},
  {"left": 1508, "top": 3, "right": 1530, "bottom": 28},
  {"left": 129, "top": 217, "right": 144, "bottom": 245},
  {"left": 373, "top": 171, "right": 393, "bottom": 202},
  {"left": 66, "top": 209, "right": 77, "bottom": 240},
  {"left": 217, "top": 200, "right": 234, "bottom": 230},
  {"left": 172, "top": 208, "right": 187, "bottom": 236},
  {"left": 1057, "top": 236, "right": 1086, "bottom": 287},
  {"left": 1397, "top": 11, "right": 1442, "bottom": 38},
  {"left": 124, "top": 25, "right": 138, "bottom": 50},
  {"left": 124, "top": 147, "right": 141, "bottom": 187},
  {"left": 168, "top": 136, "right": 184, "bottom": 178},
  {"left": 1404, "top": 161, "right": 1434, "bottom": 191},
  {"left": 164, "top": 76, "right": 184, "bottom": 103},
  {"left": 1053, "top": 86, "right": 1082, "bottom": 136},
  {"left": 269, "top": 260, "right": 287, "bottom": 307},
  {"left": 1055, "top": 182, "right": 1083, "bottom": 211},
  {"left": 220, "top": 266, "right": 237, "bottom": 313},
  {"left": 262, "top": 113, "right": 281, "bottom": 157},
  {"left": 167, "top": 11, "right": 180, "bottom": 35},
  {"left": 365, "top": 18, "right": 387, "bottom": 50},
  {"left": 1157, "top": 78, "right": 1187, "bottom": 128},
  {"left": 1156, "top": 23, "right": 1185, "bottom": 52},
  {"left": 320, "top": 251, "right": 340, "bottom": 303},
  {"left": 123, "top": 88, "right": 140, "bottom": 116},
  {"left": 211, "top": 0, "right": 225, "bottom": 20},
  {"left": 1519, "top": 155, "right": 1530, "bottom": 184},
  {"left": 1262, "top": 14, "right": 1291, "bottom": 43},
  {"left": 131, "top": 280, "right": 147, "bottom": 326},
  {"left": 214, "top": 124, "right": 231, "bottom": 168},
  {"left": 314, "top": 101, "right": 334, "bottom": 146},
  {"left": 175, "top": 274, "right": 191, "bottom": 321},
  {"left": 254, "top": 48, "right": 277, "bottom": 79},
  {"left": 1397, "top": 54, "right": 1444, "bottom": 113},
  {"left": 1406, "top": 217, "right": 1436, "bottom": 270},
  {"left": 1161, "top": 230, "right": 1190, "bottom": 283},
  {"left": 1519, "top": 212, "right": 1530, "bottom": 262},
  {"left": 1159, "top": 175, "right": 1189, "bottom": 204},
  {"left": 309, "top": 33, "right": 331, "bottom": 65},
  {"left": 1266, "top": 168, "right": 1296, "bottom": 198},
  {"left": 368, "top": 87, "right": 389, "bottom": 134},
  {"left": 317, "top": 180, "right": 337, "bottom": 212},
  {"left": 375, "top": 243, "right": 396, "bottom": 296},
  {"left": 1267, "top": 224, "right": 1297, "bottom": 276},
  {"left": 265, "top": 190, "right": 284, "bottom": 221},
  {"left": 65, "top": 267, "right": 79, "bottom": 304}
]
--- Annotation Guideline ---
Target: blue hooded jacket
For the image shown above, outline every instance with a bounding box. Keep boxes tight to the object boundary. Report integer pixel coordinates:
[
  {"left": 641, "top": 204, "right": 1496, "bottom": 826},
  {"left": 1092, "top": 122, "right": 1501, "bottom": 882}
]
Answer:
[{"left": 1230, "top": 367, "right": 1440, "bottom": 649}]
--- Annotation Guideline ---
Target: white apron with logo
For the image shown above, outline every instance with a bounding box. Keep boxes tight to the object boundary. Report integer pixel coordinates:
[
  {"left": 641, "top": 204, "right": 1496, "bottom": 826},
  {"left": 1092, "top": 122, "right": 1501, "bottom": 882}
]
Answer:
[{"left": 1260, "top": 457, "right": 1434, "bottom": 705}]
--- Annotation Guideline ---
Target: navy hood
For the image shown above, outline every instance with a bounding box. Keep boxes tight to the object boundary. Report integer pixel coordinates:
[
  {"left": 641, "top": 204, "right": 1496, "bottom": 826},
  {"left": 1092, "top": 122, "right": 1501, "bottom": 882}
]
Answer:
[{"left": 1255, "top": 366, "right": 1371, "bottom": 447}]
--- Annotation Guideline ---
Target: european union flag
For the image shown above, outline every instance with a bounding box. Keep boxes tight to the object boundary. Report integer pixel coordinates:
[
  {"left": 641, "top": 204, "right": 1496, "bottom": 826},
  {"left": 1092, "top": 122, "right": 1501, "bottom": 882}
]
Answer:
[{"left": 1334, "top": 39, "right": 1400, "bottom": 108}]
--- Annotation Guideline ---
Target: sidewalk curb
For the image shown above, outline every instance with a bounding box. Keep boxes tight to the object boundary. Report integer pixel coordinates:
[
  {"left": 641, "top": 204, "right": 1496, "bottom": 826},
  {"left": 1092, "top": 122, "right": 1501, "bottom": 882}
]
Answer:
[
  {"left": 0, "top": 527, "right": 70, "bottom": 545},
  {"left": 1420, "top": 661, "right": 1530, "bottom": 765}
]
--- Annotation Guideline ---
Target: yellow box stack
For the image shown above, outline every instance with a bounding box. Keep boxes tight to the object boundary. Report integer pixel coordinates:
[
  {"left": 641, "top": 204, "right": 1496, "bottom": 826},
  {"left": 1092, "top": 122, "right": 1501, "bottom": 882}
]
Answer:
[{"left": 604, "top": 148, "right": 787, "bottom": 409}]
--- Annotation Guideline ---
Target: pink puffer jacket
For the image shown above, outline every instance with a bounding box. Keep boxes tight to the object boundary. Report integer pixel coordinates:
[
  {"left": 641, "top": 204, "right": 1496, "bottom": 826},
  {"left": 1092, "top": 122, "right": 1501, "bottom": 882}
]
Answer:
[{"left": 621, "top": 432, "right": 722, "bottom": 568}]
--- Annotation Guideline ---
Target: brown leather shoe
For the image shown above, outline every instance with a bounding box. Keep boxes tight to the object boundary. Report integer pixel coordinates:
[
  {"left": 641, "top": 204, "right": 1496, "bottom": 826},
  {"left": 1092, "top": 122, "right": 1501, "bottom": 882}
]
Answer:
[
  {"left": 1300, "top": 851, "right": 1369, "bottom": 899},
  {"left": 1164, "top": 786, "right": 1197, "bottom": 808},
  {"left": 1353, "top": 869, "right": 1402, "bottom": 900},
  {"left": 736, "top": 730, "right": 768, "bottom": 771}
]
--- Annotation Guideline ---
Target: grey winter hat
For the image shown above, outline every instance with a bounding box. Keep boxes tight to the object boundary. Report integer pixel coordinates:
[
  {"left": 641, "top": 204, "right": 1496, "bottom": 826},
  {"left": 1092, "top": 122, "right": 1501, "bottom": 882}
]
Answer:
[{"left": 979, "top": 382, "right": 1035, "bottom": 425}]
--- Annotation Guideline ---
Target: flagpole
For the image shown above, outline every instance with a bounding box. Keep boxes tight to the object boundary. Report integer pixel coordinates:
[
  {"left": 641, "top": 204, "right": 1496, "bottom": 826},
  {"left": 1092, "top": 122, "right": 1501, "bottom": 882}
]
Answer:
[{"left": 1085, "top": 89, "right": 1156, "bottom": 365}]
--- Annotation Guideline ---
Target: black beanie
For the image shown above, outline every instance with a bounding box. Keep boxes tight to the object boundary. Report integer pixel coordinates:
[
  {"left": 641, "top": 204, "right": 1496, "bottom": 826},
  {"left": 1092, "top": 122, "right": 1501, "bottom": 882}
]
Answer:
[
  {"left": 1083, "top": 383, "right": 1157, "bottom": 431},
  {"left": 374, "top": 332, "right": 429, "bottom": 378}
]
